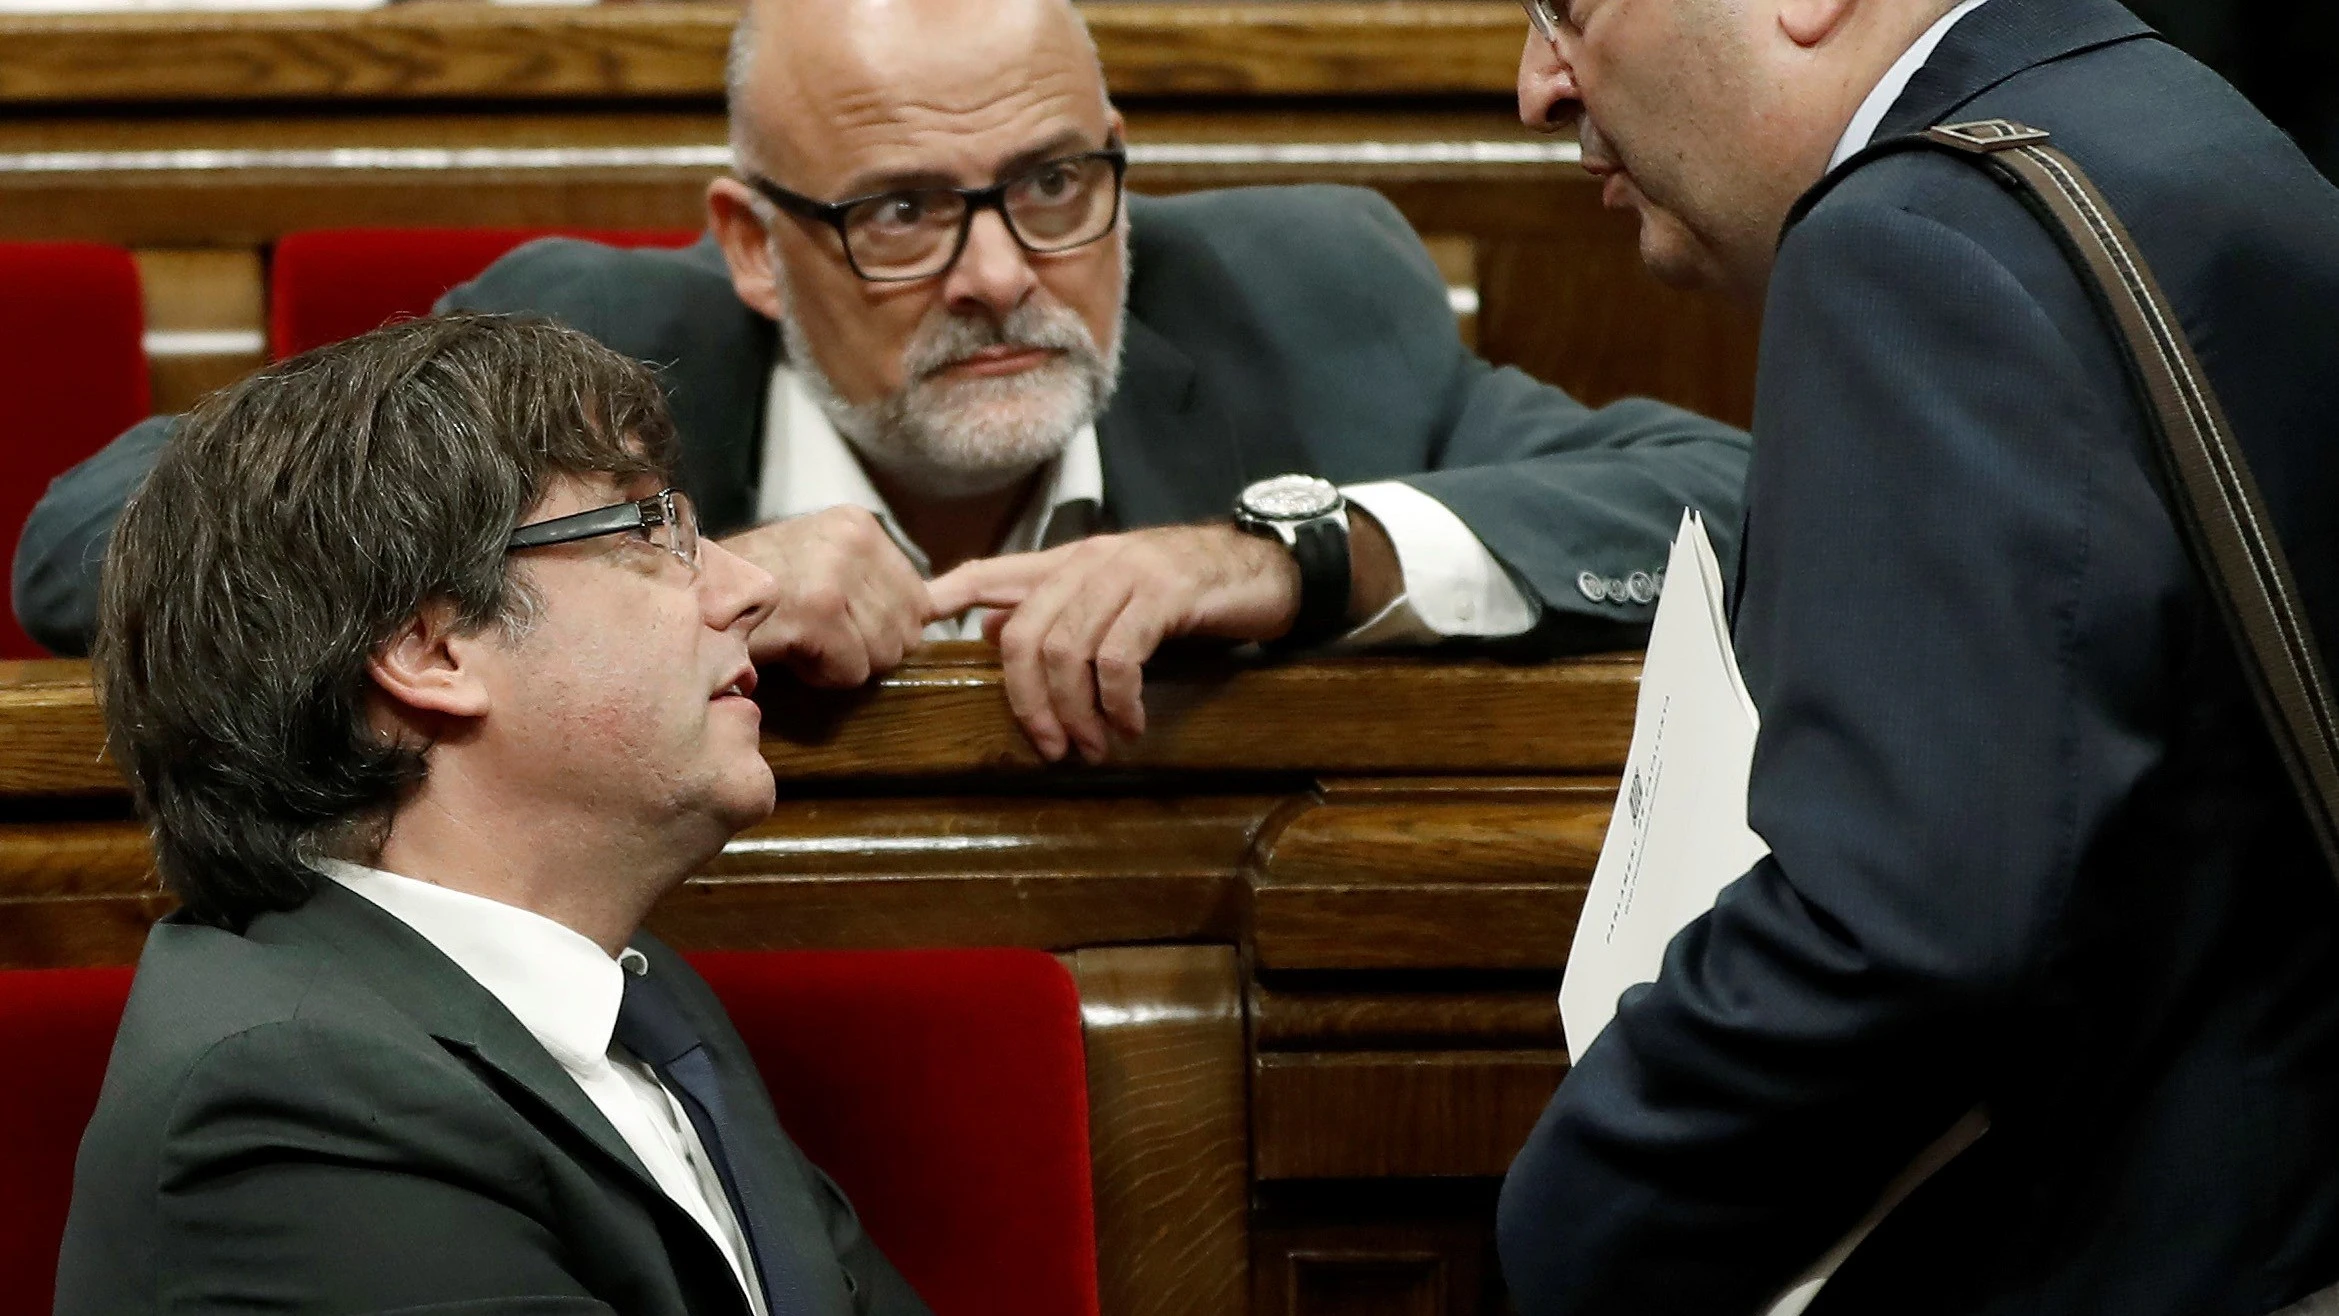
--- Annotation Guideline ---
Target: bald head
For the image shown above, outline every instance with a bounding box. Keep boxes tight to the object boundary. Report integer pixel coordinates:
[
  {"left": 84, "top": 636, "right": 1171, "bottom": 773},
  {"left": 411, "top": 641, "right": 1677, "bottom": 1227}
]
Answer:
[{"left": 728, "top": 0, "right": 1110, "bottom": 179}]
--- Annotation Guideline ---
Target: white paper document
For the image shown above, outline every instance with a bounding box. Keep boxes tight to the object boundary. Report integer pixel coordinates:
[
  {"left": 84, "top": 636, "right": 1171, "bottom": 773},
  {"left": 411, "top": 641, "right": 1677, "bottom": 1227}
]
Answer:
[
  {"left": 1561, "top": 509, "right": 1765, "bottom": 1056},
  {"left": 1559, "top": 510, "right": 1984, "bottom": 1316}
]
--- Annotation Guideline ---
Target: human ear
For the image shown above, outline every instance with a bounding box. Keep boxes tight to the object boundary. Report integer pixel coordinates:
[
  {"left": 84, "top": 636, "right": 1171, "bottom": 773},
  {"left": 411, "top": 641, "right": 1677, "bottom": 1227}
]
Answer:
[
  {"left": 706, "top": 177, "right": 787, "bottom": 323},
  {"left": 366, "top": 599, "right": 494, "bottom": 725},
  {"left": 1778, "top": 0, "right": 1857, "bottom": 49}
]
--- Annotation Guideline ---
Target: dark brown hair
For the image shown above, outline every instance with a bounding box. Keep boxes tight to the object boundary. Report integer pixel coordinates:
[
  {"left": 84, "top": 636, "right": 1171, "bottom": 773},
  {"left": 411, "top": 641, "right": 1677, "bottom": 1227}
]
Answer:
[{"left": 94, "top": 313, "right": 678, "bottom": 928}]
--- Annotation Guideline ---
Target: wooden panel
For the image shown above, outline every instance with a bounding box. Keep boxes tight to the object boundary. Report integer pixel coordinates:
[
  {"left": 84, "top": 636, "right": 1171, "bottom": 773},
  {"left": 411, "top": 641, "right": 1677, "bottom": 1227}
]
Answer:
[
  {"left": 0, "top": 822, "right": 152, "bottom": 899},
  {"left": 0, "top": 894, "right": 168, "bottom": 969},
  {"left": 1275, "top": 1252, "right": 1446, "bottom": 1316},
  {"left": 134, "top": 246, "right": 267, "bottom": 412},
  {"left": 1090, "top": 3, "right": 1526, "bottom": 98},
  {"left": 1253, "top": 1185, "right": 1500, "bottom": 1316},
  {"left": 1480, "top": 229, "right": 1762, "bottom": 428},
  {"left": 1072, "top": 945, "right": 1250, "bottom": 1316},
  {"left": 1251, "top": 782, "right": 1608, "bottom": 972},
  {"left": 0, "top": 662, "right": 115, "bottom": 798},
  {"left": 0, "top": 4, "right": 1529, "bottom": 106},
  {"left": 1253, "top": 1051, "right": 1564, "bottom": 1180},
  {"left": 763, "top": 648, "right": 1638, "bottom": 780},
  {"left": 0, "top": 3, "right": 735, "bottom": 106},
  {"left": 0, "top": 651, "right": 1636, "bottom": 798},
  {"left": 1251, "top": 983, "right": 1561, "bottom": 1052},
  {"left": 650, "top": 795, "right": 1265, "bottom": 951},
  {"left": 0, "top": 113, "right": 1574, "bottom": 245}
]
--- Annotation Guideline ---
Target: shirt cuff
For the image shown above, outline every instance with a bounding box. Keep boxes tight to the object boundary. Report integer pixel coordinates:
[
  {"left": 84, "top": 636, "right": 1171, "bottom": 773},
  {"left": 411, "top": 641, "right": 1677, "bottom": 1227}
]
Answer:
[{"left": 1336, "top": 480, "right": 1539, "bottom": 646}]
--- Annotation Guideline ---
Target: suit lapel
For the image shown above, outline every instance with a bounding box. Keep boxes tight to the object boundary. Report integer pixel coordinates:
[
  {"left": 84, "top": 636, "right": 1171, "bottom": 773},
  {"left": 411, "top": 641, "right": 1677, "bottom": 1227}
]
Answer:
[
  {"left": 1093, "top": 319, "right": 1246, "bottom": 529},
  {"left": 248, "top": 884, "right": 666, "bottom": 1200}
]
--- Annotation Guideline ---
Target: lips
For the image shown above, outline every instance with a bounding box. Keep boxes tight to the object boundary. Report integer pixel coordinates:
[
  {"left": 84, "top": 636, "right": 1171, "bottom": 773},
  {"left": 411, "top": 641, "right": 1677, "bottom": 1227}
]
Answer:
[
  {"left": 936, "top": 345, "right": 1061, "bottom": 379},
  {"left": 713, "top": 664, "right": 758, "bottom": 701}
]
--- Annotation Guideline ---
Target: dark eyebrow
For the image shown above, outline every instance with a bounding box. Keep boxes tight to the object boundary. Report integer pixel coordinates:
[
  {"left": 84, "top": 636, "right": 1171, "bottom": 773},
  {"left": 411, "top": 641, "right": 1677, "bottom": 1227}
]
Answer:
[{"left": 836, "top": 129, "right": 1105, "bottom": 200}]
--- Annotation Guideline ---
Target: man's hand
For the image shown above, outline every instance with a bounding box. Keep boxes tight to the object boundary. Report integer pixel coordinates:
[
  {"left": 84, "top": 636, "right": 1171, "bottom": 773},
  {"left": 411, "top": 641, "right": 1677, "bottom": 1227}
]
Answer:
[
  {"left": 925, "top": 524, "right": 1301, "bottom": 762},
  {"left": 719, "top": 506, "right": 931, "bottom": 686}
]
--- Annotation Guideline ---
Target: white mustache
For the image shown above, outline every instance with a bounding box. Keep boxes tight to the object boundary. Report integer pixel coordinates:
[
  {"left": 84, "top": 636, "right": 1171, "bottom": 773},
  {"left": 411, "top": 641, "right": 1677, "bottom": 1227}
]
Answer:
[{"left": 905, "top": 303, "right": 1100, "bottom": 383}]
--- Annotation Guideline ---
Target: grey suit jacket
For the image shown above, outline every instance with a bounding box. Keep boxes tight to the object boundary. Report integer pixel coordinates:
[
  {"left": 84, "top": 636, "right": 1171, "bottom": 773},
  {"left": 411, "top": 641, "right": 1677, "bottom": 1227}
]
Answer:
[
  {"left": 11, "top": 185, "right": 1749, "bottom": 655},
  {"left": 54, "top": 882, "right": 932, "bottom": 1316}
]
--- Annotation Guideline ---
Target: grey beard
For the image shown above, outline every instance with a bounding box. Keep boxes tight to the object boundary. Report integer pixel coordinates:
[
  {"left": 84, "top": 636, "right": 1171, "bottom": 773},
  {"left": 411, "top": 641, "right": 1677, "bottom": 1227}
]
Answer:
[{"left": 776, "top": 272, "right": 1127, "bottom": 502}]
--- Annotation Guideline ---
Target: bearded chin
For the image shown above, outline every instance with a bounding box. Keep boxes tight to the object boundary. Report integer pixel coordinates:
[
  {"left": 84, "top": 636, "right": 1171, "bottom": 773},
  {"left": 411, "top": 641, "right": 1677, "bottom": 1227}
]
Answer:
[
  {"left": 840, "top": 356, "right": 1111, "bottom": 500},
  {"left": 779, "top": 313, "right": 1123, "bottom": 500}
]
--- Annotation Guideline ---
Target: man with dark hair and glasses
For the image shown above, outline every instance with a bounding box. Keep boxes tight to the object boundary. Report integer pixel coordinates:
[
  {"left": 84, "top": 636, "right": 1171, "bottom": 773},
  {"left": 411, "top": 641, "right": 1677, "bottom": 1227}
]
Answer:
[
  {"left": 17, "top": 0, "right": 1751, "bottom": 765},
  {"left": 59, "top": 313, "right": 933, "bottom": 1316}
]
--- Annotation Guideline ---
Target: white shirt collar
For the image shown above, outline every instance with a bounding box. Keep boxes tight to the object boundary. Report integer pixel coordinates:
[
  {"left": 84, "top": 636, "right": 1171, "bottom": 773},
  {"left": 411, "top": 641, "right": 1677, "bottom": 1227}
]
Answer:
[
  {"left": 1828, "top": 0, "right": 1991, "bottom": 172},
  {"left": 757, "top": 362, "right": 1104, "bottom": 576},
  {"left": 315, "top": 859, "right": 646, "bottom": 1073}
]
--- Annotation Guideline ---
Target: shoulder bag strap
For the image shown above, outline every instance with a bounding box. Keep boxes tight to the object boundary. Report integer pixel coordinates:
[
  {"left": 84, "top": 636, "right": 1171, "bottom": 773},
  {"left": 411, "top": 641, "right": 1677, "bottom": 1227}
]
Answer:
[{"left": 1862, "top": 118, "right": 2339, "bottom": 882}]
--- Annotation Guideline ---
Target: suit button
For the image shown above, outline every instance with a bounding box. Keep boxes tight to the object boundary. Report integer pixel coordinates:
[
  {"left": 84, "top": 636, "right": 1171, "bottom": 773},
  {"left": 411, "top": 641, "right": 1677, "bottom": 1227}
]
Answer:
[
  {"left": 1577, "top": 571, "right": 1607, "bottom": 602},
  {"left": 1605, "top": 577, "right": 1631, "bottom": 604},
  {"left": 1627, "top": 571, "right": 1656, "bottom": 604}
]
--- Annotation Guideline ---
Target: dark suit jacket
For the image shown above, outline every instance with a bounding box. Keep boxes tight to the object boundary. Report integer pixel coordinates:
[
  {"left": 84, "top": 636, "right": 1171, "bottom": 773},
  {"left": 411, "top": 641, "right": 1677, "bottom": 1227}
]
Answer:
[
  {"left": 1497, "top": 3, "right": 2339, "bottom": 1314},
  {"left": 11, "top": 185, "right": 1749, "bottom": 655},
  {"left": 54, "top": 882, "right": 931, "bottom": 1316}
]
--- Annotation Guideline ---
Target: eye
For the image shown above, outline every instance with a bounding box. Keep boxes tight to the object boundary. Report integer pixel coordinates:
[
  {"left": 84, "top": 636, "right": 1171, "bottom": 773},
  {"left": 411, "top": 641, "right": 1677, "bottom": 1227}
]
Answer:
[
  {"left": 863, "top": 193, "right": 938, "bottom": 234},
  {"left": 1026, "top": 163, "right": 1079, "bottom": 201}
]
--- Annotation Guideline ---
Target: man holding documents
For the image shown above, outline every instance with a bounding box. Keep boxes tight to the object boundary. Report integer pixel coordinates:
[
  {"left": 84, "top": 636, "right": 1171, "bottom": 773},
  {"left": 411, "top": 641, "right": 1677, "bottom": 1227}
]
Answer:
[{"left": 1499, "top": 0, "right": 2339, "bottom": 1312}]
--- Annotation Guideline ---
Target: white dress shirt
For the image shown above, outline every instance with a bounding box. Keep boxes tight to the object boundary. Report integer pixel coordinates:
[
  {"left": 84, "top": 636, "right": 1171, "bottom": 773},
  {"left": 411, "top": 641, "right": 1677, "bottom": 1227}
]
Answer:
[
  {"left": 315, "top": 860, "right": 768, "bottom": 1316},
  {"left": 1828, "top": 0, "right": 1993, "bottom": 172},
  {"left": 755, "top": 362, "right": 1539, "bottom": 645}
]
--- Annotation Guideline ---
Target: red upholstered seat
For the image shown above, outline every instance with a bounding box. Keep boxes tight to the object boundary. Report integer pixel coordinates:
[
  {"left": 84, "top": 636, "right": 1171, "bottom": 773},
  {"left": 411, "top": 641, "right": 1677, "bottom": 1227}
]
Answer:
[
  {"left": 0, "top": 949, "right": 1096, "bottom": 1316},
  {"left": 0, "top": 966, "right": 134, "bottom": 1316},
  {"left": 269, "top": 227, "right": 701, "bottom": 359},
  {"left": 0, "top": 244, "right": 149, "bottom": 659},
  {"left": 688, "top": 949, "right": 1100, "bottom": 1316}
]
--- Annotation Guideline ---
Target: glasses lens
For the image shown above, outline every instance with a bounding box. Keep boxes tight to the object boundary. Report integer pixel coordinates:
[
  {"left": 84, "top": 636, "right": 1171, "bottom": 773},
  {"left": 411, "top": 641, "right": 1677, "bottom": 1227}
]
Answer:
[
  {"left": 1521, "top": 0, "right": 1563, "bottom": 43},
  {"left": 842, "top": 190, "right": 968, "bottom": 279},
  {"left": 1004, "top": 155, "right": 1121, "bottom": 250},
  {"left": 662, "top": 491, "right": 700, "bottom": 571}
]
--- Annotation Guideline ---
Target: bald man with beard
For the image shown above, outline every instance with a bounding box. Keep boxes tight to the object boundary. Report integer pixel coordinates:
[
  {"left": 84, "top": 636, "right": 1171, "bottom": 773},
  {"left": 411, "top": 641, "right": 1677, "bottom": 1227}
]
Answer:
[{"left": 17, "top": 0, "right": 1749, "bottom": 765}]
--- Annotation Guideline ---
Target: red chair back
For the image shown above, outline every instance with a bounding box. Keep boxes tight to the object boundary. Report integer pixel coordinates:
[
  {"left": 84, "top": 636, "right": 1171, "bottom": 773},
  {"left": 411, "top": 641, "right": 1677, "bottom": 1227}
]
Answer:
[
  {"left": 0, "top": 950, "right": 1097, "bottom": 1316},
  {"left": 269, "top": 227, "right": 701, "bottom": 358},
  {"left": 0, "top": 244, "right": 149, "bottom": 658},
  {"left": 690, "top": 949, "right": 1100, "bottom": 1316},
  {"left": 0, "top": 966, "right": 134, "bottom": 1316}
]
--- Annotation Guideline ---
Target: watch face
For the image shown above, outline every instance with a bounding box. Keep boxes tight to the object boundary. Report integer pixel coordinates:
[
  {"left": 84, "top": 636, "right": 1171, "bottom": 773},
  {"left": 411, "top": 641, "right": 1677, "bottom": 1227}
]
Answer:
[{"left": 1241, "top": 474, "right": 1341, "bottom": 520}]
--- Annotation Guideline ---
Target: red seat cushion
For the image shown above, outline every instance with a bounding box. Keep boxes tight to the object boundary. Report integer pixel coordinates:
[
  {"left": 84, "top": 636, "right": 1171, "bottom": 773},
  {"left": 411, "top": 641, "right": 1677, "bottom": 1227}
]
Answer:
[
  {"left": 691, "top": 949, "right": 1100, "bottom": 1316},
  {"left": 269, "top": 226, "right": 700, "bottom": 359},
  {"left": 0, "top": 966, "right": 134, "bottom": 1316},
  {"left": 0, "top": 950, "right": 1097, "bottom": 1316},
  {"left": 0, "top": 244, "right": 149, "bottom": 659}
]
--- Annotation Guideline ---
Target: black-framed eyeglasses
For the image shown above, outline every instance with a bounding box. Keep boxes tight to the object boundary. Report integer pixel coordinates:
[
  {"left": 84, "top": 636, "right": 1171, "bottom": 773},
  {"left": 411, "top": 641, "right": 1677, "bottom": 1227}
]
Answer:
[
  {"left": 745, "top": 144, "right": 1128, "bottom": 283},
  {"left": 1519, "top": 0, "right": 1565, "bottom": 45},
  {"left": 506, "top": 488, "right": 699, "bottom": 573}
]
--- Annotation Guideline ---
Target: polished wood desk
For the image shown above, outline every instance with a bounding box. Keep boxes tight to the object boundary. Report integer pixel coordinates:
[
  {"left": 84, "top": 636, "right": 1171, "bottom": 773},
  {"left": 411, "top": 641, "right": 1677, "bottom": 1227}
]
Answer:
[
  {"left": 0, "top": 645, "right": 1625, "bottom": 1315},
  {"left": 0, "top": 2, "right": 1759, "bottom": 429}
]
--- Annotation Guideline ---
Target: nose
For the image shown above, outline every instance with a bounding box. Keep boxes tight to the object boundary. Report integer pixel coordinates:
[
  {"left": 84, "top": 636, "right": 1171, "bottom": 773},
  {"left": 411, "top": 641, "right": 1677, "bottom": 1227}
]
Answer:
[
  {"left": 699, "top": 536, "right": 779, "bottom": 639},
  {"left": 939, "top": 208, "right": 1039, "bottom": 321},
  {"left": 1517, "top": 30, "right": 1584, "bottom": 133}
]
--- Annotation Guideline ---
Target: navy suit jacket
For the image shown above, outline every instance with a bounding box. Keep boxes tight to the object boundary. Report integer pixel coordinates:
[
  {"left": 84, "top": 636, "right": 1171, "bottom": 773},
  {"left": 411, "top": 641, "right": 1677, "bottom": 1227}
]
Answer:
[{"left": 1499, "top": 3, "right": 2339, "bottom": 1313}]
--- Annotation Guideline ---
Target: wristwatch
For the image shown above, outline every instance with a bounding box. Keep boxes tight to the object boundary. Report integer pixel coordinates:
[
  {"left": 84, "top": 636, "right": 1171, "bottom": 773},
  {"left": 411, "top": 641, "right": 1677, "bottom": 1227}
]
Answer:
[{"left": 1233, "top": 474, "right": 1351, "bottom": 649}]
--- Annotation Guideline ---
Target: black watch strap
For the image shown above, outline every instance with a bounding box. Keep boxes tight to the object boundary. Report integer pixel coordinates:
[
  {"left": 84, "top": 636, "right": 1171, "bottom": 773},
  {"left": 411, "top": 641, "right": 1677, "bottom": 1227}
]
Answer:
[{"left": 1277, "top": 513, "right": 1352, "bottom": 650}]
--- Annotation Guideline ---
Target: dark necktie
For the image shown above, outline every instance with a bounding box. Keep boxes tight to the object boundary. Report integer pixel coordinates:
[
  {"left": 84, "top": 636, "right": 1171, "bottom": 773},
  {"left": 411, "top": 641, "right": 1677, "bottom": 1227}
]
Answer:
[{"left": 614, "top": 968, "right": 811, "bottom": 1316}]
